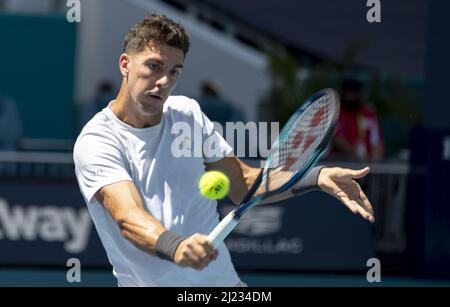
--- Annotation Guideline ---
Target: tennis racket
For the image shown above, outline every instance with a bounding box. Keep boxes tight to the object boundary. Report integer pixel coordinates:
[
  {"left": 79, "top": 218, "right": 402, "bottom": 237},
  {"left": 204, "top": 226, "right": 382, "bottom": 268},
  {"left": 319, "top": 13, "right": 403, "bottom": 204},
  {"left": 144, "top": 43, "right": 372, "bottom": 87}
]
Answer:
[{"left": 207, "top": 88, "right": 340, "bottom": 248}]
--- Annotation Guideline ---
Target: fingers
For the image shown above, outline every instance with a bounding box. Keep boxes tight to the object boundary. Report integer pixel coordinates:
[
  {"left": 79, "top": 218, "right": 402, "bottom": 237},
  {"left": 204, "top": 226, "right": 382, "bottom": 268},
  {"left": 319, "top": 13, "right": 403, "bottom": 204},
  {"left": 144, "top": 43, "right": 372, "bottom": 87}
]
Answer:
[
  {"left": 337, "top": 194, "right": 359, "bottom": 214},
  {"left": 212, "top": 249, "right": 219, "bottom": 261},
  {"left": 319, "top": 167, "right": 375, "bottom": 223},
  {"left": 174, "top": 234, "right": 219, "bottom": 270},
  {"left": 358, "top": 190, "right": 375, "bottom": 222},
  {"left": 354, "top": 199, "right": 375, "bottom": 222},
  {"left": 339, "top": 195, "right": 374, "bottom": 222},
  {"left": 348, "top": 187, "right": 375, "bottom": 223},
  {"left": 349, "top": 167, "right": 370, "bottom": 179},
  {"left": 334, "top": 181, "right": 375, "bottom": 223},
  {"left": 351, "top": 180, "right": 375, "bottom": 222}
]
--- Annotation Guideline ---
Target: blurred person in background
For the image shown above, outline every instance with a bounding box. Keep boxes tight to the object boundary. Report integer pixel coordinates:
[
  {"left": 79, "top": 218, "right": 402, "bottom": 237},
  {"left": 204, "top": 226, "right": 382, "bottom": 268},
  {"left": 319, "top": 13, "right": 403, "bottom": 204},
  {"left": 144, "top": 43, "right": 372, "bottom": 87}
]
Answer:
[
  {"left": 79, "top": 81, "right": 116, "bottom": 130},
  {"left": 93, "top": 81, "right": 116, "bottom": 114},
  {"left": 0, "top": 95, "right": 22, "bottom": 150},
  {"left": 197, "top": 80, "right": 245, "bottom": 128},
  {"left": 330, "top": 78, "right": 384, "bottom": 162}
]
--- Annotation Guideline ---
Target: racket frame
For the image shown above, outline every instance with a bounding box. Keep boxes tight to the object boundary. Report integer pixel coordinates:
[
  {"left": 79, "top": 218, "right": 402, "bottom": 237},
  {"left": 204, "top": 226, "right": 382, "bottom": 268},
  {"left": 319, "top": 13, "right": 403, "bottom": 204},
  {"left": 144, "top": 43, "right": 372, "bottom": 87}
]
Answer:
[{"left": 208, "top": 89, "right": 340, "bottom": 247}]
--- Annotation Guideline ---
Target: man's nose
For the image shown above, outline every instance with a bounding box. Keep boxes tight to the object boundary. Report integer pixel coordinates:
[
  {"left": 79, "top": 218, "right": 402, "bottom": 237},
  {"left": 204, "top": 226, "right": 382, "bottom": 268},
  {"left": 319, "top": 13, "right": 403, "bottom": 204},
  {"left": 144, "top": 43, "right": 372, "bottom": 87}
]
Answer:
[{"left": 156, "top": 75, "right": 170, "bottom": 88}]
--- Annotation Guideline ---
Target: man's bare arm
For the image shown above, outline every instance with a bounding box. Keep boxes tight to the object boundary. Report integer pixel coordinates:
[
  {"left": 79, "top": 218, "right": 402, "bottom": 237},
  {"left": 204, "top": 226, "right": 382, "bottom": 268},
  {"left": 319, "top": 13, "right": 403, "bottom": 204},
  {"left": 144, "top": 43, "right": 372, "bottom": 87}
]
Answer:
[
  {"left": 205, "top": 155, "right": 323, "bottom": 205},
  {"left": 95, "top": 180, "right": 166, "bottom": 255},
  {"left": 95, "top": 181, "right": 218, "bottom": 270},
  {"left": 205, "top": 156, "right": 374, "bottom": 222}
]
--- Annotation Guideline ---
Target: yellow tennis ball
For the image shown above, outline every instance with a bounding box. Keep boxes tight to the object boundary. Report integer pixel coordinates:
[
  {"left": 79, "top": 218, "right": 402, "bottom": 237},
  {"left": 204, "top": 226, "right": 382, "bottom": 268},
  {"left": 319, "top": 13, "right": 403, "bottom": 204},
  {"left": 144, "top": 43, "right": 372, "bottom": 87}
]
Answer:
[{"left": 198, "top": 171, "right": 230, "bottom": 200}]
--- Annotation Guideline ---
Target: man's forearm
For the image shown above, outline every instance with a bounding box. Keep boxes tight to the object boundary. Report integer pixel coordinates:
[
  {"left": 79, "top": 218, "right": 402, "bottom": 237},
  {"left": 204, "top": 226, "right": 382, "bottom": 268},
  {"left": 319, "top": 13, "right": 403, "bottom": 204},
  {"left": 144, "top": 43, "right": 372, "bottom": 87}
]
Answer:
[
  {"left": 118, "top": 208, "right": 187, "bottom": 261},
  {"left": 291, "top": 166, "right": 325, "bottom": 196},
  {"left": 205, "top": 157, "right": 324, "bottom": 206},
  {"left": 96, "top": 182, "right": 184, "bottom": 260},
  {"left": 117, "top": 207, "right": 167, "bottom": 255},
  {"left": 256, "top": 166, "right": 325, "bottom": 205}
]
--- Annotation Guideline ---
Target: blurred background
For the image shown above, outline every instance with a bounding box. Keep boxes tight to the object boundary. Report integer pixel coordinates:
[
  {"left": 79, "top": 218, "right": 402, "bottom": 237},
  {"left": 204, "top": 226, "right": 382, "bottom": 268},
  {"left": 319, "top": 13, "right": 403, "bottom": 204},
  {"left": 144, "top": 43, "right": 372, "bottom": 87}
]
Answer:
[{"left": 0, "top": 0, "right": 449, "bottom": 286}]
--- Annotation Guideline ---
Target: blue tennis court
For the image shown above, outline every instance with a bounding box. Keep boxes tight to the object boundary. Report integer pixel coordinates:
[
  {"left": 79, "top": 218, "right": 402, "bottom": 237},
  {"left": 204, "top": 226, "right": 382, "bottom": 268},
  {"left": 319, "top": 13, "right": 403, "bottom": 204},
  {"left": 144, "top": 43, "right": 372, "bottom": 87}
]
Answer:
[{"left": 1, "top": 268, "right": 450, "bottom": 287}]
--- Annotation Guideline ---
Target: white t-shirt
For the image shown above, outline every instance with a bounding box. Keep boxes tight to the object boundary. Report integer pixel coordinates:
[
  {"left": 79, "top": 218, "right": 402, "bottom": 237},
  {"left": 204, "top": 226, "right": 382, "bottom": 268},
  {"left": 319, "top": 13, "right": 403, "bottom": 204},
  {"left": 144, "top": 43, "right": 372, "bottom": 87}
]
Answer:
[{"left": 73, "top": 96, "right": 241, "bottom": 287}]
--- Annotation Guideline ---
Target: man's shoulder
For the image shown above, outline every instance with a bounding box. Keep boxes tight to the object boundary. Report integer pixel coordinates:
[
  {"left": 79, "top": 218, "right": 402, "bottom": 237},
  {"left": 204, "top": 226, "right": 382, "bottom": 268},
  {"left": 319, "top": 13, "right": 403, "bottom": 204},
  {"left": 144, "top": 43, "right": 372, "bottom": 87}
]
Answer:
[
  {"left": 165, "top": 95, "right": 201, "bottom": 115},
  {"left": 74, "top": 111, "right": 117, "bottom": 153},
  {"left": 78, "top": 111, "right": 111, "bottom": 136}
]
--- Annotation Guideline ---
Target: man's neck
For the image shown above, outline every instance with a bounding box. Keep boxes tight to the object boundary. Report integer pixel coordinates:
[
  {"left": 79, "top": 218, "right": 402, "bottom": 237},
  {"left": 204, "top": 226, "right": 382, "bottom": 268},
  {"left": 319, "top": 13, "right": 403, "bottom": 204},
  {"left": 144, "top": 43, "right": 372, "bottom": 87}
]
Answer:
[{"left": 111, "top": 84, "right": 162, "bottom": 128}]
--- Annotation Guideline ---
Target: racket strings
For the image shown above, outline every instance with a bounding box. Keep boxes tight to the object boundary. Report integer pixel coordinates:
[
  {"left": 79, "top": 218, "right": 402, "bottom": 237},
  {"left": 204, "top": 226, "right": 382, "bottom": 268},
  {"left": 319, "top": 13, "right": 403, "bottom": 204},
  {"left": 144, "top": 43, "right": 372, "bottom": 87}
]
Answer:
[{"left": 262, "top": 94, "right": 336, "bottom": 192}]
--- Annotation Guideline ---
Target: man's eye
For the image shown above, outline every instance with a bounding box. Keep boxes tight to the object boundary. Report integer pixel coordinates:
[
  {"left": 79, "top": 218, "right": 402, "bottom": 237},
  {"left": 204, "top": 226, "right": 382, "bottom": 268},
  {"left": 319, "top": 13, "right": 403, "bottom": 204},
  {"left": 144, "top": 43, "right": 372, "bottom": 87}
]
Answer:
[
  {"left": 171, "top": 70, "right": 180, "bottom": 77},
  {"left": 148, "top": 63, "right": 160, "bottom": 70}
]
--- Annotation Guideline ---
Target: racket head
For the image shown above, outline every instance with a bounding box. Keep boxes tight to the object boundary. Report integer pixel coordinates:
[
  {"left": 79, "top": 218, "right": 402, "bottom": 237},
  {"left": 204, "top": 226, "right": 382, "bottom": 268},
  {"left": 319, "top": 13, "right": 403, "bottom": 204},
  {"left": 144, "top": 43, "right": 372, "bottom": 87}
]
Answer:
[{"left": 236, "top": 88, "right": 340, "bottom": 216}]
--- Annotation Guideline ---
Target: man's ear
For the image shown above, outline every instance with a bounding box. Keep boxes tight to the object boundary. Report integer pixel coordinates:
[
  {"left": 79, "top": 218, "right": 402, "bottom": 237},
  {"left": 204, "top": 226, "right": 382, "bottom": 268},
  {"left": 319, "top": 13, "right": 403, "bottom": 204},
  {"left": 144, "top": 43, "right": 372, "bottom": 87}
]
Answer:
[{"left": 119, "top": 53, "right": 130, "bottom": 77}]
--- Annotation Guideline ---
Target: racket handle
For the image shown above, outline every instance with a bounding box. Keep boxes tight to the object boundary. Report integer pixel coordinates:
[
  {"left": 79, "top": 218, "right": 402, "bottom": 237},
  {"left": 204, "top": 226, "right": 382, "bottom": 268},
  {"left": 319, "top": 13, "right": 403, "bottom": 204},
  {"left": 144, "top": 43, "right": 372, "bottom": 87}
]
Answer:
[{"left": 207, "top": 211, "right": 239, "bottom": 248}]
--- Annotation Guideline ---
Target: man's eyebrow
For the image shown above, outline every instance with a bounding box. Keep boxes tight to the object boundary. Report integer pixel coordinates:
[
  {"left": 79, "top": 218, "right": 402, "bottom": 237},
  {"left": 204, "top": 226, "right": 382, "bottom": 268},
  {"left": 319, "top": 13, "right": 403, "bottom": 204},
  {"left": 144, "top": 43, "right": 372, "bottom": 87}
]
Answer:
[
  {"left": 144, "top": 59, "right": 183, "bottom": 69},
  {"left": 144, "top": 59, "right": 163, "bottom": 65}
]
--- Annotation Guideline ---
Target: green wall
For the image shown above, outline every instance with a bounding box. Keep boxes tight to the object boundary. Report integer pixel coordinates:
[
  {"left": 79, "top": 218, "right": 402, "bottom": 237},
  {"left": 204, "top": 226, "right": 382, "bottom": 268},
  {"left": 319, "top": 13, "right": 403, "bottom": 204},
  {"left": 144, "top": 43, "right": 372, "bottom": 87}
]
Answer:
[{"left": 0, "top": 13, "right": 77, "bottom": 139}]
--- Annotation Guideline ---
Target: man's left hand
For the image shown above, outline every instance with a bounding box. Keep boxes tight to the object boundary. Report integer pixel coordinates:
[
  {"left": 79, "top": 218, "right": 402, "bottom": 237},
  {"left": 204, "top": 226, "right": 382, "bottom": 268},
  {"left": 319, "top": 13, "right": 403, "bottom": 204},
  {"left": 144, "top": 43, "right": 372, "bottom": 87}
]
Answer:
[{"left": 318, "top": 167, "right": 375, "bottom": 223}]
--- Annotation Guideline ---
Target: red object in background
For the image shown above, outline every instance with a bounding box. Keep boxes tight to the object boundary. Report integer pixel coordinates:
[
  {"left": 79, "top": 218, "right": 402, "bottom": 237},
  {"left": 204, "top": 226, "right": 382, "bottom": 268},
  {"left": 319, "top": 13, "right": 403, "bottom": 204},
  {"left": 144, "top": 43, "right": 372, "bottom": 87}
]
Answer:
[{"left": 333, "top": 104, "right": 382, "bottom": 160}]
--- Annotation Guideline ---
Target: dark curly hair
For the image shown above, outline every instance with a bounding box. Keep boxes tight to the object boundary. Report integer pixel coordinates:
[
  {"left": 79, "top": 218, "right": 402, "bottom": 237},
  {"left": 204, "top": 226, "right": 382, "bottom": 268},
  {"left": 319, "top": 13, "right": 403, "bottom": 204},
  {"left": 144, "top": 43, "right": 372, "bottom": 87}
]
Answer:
[{"left": 123, "top": 14, "right": 190, "bottom": 55}]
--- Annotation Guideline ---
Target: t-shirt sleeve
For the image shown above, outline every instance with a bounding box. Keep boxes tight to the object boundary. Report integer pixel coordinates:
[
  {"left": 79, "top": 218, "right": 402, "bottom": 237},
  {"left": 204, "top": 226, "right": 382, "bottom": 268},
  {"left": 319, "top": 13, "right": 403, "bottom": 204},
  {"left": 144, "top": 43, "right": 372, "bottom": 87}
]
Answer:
[
  {"left": 199, "top": 106, "right": 234, "bottom": 163},
  {"left": 73, "top": 133, "right": 132, "bottom": 203}
]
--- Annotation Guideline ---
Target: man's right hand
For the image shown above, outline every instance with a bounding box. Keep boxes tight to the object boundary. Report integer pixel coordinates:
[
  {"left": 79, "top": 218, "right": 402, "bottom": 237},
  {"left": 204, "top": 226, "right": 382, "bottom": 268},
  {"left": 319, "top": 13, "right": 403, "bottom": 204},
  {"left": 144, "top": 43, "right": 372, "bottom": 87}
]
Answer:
[{"left": 173, "top": 233, "right": 218, "bottom": 270}]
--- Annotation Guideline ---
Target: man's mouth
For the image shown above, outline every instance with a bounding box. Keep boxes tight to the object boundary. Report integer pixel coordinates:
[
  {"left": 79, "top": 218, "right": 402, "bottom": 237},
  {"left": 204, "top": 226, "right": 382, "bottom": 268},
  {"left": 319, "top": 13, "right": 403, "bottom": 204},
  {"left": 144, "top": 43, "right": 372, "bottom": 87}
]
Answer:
[{"left": 144, "top": 91, "right": 163, "bottom": 100}]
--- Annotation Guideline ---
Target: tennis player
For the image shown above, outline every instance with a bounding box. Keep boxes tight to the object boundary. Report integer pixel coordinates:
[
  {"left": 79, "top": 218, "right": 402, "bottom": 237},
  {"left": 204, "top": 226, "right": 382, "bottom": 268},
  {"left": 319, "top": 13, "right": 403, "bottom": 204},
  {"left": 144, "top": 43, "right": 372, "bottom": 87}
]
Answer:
[{"left": 73, "top": 14, "right": 374, "bottom": 287}]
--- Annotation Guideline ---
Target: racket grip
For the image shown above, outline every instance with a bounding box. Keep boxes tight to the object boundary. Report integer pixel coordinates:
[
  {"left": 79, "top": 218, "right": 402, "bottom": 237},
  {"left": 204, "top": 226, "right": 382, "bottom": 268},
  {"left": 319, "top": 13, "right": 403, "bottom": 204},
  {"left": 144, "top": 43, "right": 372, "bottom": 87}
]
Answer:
[{"left": 207, "top": 211, "right": 239, "bottom": 249}]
